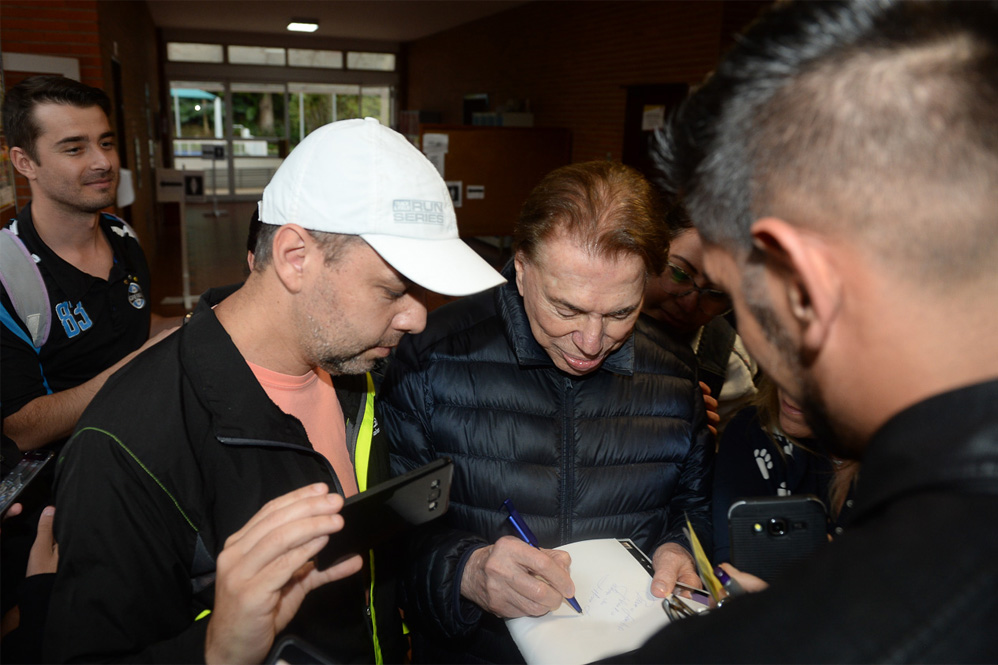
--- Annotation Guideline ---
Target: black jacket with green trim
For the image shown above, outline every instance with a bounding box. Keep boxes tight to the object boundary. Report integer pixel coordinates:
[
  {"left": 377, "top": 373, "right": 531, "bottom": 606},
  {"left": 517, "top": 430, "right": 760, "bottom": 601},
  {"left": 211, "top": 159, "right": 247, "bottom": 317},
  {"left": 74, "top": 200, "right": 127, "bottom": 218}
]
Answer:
[{"left": 44, "top": 285, "right": 405, "bottom": 664}]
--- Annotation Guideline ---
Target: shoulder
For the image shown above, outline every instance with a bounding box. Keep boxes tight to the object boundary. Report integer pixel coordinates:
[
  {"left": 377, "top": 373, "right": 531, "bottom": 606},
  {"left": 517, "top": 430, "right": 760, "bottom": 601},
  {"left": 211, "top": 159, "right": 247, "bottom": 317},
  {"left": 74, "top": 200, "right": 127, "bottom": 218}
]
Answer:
[
  {"left": 99, "top": 213, "right": 148, "bottom": 265},
  {"left": 397, "top": 288, "right": 501, "bottom": 361},
  {"left": 99, "top": 213, "right": 138, "bottom": 241},
  {"left": 632, "top": 314, "right": 698, "bottom": 380}
]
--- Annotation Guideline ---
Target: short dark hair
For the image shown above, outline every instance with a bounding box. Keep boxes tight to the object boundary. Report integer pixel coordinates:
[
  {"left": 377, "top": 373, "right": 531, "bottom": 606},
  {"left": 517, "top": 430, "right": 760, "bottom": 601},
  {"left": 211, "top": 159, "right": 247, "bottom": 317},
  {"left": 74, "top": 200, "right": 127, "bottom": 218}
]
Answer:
[
  {"left": 2, "top": 75, "right": 113, "bottom": 163},
  {"left": 656, "top": 0, "right": 998, "bottom": 280},
  {"left": 252, "top": 222, "right": 361, "bottom": 272},
  {"left": 513, "top": 160, "right": 668, "bottom": 276}
]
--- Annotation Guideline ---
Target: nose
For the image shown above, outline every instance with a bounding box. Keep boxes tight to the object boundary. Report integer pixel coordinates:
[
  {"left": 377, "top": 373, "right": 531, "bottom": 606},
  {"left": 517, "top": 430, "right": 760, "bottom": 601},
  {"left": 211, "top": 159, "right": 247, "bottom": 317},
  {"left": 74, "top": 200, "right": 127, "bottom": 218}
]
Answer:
[
  {"left": 91, "top": 148, "right": 112, "bottom": 172},
  {"left": 572, "top": 315, "right": 604, "bottom": 356},
  {"left": 675, "top": 289, "right": 700, "bottom": 313},
  {"left": 396, "top": 290, "right": 428, "bottom": 335}
]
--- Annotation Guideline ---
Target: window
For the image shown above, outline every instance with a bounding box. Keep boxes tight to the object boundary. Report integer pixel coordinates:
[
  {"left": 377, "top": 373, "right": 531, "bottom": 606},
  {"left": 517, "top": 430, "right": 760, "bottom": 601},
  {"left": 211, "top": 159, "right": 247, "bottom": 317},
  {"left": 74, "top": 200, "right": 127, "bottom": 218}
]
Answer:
[
  {"left": 231, "top": 83, "right": 285, "bottom": 142},
  {"left": 347, "top": 52, "right": 396, "bottom": 71},
  {"left": 166, "top": 42, "right": 224, "bottom": 63},
  {"left": 169, "top": 81, "right": 225, "bottom": 140},
  {"left": 288, "top": 84, "right": 393, "bottom": 148},
  {"left": 228, "top": 46, "right": 287, "bottom": 66},
  {"left": 288, "top": 48, "right": 343, "bottom": 69}
]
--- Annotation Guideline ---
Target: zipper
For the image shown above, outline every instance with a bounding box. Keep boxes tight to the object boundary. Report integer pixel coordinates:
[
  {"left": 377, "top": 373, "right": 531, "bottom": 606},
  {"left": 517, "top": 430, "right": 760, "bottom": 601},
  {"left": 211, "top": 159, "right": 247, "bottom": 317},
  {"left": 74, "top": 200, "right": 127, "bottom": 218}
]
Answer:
[
  {"left": 559, "top": 377, "right": 575, "bottom": 544},
  {"left": 218, "top": 436, "right": 344, "bottom": 495}
]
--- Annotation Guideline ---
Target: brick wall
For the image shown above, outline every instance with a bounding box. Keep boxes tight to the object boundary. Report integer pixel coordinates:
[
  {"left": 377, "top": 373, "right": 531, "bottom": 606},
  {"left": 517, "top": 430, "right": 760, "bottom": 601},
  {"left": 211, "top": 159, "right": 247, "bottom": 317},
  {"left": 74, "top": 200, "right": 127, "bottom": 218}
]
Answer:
[
  {"left": 405, "top": 0, "right": 769, "bottom": 163},
  {"left": 1, "top": 0, "right": 102, "bottom": 212},
  {"left": 1, "top": 0, "right": 161, "bottom": 256}
]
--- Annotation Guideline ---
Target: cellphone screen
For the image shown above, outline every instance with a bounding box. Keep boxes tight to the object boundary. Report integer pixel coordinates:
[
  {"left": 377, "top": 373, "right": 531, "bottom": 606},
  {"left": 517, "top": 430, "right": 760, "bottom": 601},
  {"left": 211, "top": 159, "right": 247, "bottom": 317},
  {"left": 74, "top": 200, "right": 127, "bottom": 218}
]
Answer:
[{"left": 0, "top": 450, "right": 54, "bottom": 515}]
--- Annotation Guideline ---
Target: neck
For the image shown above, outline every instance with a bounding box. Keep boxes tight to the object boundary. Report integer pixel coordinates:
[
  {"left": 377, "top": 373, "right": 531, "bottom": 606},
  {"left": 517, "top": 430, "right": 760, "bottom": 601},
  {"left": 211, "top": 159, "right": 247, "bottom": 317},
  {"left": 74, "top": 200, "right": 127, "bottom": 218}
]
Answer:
[
  {"left": 831, "top": 289, "right": 998, "bottom": 445},
  {"left": 214, "top": 272, "right": 312, "bottom": 376},
  {"left": 28, "top": 198, "right": 111, "bottom": 278}
]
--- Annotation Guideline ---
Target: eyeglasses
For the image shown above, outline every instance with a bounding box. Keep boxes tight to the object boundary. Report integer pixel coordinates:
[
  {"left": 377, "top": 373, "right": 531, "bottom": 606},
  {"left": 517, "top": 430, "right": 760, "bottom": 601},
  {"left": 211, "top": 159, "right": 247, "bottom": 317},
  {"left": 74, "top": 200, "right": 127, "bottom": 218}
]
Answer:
[{"left": 664, "top": 262, "right": 732, "bottom": 316}]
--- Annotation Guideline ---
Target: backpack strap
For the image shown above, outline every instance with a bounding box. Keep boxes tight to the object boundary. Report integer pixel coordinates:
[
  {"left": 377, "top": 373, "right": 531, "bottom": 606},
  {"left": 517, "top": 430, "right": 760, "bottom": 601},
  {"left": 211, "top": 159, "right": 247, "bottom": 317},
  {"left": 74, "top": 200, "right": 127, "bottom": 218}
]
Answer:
[{"left": 0, "top": 227, "right": 51, "bottom": 348}]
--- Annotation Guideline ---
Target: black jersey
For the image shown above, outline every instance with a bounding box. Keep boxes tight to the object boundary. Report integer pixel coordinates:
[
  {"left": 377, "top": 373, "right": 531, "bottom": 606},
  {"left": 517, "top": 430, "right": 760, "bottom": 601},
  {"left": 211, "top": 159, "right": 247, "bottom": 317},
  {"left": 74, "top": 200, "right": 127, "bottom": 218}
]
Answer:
[{"left": 1, "top": 202, "right": 151, "bottom": 423}]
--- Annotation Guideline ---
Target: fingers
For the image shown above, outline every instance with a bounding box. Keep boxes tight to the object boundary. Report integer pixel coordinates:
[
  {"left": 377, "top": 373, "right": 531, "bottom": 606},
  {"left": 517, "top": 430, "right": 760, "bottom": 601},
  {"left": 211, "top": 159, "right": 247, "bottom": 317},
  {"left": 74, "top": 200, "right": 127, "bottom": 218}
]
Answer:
[
  {"left": 700, "top": 381, "right": 721, "bottom": 438},
  {"left": 2, "top": 502, "right": 23, "bottom": 522},
  {"left": 718, "top": 562, "right": 769, "bottom": 593},
  {"left": 218, "top": 485, "right": 347, "bottom": 594},
  {"left": 227, "top": 483, "right": 338, "bottom": 551},
  {"left": 27, "top": 505, "right": 59, "bottom": 576},
  {"left": 651, "top": 542, "right": 698, "bottom": 598},
  {"left": 460, "top": 537, "right": 574, "bottom": 617}
]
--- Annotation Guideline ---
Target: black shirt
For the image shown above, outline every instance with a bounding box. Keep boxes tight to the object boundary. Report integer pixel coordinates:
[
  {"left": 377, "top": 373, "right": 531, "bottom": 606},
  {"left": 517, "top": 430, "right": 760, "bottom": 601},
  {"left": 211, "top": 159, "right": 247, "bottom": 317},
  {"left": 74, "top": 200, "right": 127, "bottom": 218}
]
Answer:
[{"left": 1, "top": 202, "right": 151, "bottom": 423}]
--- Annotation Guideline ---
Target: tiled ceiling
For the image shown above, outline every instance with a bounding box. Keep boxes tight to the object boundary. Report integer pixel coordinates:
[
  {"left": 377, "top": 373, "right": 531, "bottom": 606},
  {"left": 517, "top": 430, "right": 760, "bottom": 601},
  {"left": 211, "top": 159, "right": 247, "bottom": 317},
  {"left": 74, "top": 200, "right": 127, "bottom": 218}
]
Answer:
[{"left": 145, "top": 0, "right": 529, "bottom": 42}]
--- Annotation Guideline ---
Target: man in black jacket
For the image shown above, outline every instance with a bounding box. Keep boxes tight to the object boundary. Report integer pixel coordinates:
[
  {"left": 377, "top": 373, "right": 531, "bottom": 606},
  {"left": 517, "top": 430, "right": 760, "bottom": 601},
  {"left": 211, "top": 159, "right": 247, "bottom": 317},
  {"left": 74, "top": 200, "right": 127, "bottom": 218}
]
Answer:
[
  {"left": 607, "top": 1, "right": 998, "bottom": 661},
  {"left": 381, "top": 161, "right": 713, "bottom": 663},
  {"left": 44, "top": 118, "right": 504, "bottom": 664}
]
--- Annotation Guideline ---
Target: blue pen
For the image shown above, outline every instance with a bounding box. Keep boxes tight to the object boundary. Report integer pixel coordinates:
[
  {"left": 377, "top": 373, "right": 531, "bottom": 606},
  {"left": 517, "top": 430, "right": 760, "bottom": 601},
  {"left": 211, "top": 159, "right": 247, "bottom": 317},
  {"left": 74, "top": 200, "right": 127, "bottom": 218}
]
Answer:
[{"left": 502, "top": 498, "right": 583, "bottom": 614}]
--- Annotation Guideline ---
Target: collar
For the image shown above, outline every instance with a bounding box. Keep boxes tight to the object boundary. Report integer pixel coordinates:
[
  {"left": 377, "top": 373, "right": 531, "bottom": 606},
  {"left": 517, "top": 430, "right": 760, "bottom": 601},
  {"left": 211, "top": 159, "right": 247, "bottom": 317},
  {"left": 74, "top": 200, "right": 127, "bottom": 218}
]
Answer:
[
  {"left": 181, "top": 285, "right": 312, "bottom": 446},
  {"left": 855, "top": 379, "right": 998, "bottom": 515},
  {"left": 11, "top": 201, "right": 134, "bottom": 301},
  {"left": 181, "top": 284, "right": 370, "bottom": 451},
  {"left": 494, "top": 260, "right": 635, "bottom": 377}
]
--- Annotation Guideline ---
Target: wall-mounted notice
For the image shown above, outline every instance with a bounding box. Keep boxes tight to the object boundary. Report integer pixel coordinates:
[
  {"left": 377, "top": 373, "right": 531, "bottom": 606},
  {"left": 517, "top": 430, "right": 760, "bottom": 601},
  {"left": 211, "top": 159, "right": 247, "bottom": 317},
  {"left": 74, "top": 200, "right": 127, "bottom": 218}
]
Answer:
[
  {"left": 446, "top": 181, "right": 463, "bottom": 208},
  {"left": 423, "top": 133, "right": 449, "bottom": 177}
]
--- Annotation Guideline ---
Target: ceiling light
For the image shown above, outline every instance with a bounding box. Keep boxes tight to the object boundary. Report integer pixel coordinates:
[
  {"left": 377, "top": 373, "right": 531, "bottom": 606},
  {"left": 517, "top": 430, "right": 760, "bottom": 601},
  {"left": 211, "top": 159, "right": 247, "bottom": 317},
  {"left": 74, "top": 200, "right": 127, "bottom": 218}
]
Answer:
[{"left": 287, "top": 18, "right": 319, "bottom": 33}]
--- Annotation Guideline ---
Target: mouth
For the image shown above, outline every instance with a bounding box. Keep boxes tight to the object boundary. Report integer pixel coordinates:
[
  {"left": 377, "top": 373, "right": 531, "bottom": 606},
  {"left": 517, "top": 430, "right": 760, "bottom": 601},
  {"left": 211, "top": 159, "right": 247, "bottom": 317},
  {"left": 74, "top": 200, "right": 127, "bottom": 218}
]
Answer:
[
  {"left": 562, "top": 352, "right": 604, "bottom": 373},
  {"left": 780, "top": 398, "right": 804, "bottom": 417}
]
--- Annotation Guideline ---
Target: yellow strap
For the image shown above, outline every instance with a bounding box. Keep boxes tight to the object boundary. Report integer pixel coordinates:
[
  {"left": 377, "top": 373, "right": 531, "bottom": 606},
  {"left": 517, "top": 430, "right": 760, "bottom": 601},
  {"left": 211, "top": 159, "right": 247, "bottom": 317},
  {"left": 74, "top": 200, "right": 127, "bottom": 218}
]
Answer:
[
  {"left": 354, "top": 373, "right": 376, "bottom": 493},
  {"left": 355, "top": 373, "right": 382, "bottom": 664},
  {"left": 195, "top": 609, "right": 211, "bottom": 621}
]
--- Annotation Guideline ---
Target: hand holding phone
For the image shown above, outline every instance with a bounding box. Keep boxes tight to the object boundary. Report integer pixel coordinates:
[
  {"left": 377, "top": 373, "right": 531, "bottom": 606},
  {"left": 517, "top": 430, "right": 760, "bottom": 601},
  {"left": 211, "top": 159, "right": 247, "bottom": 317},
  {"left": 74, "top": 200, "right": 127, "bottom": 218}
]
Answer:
[{"left": 314, "top": 457, "right": 454, "bottom": 570}]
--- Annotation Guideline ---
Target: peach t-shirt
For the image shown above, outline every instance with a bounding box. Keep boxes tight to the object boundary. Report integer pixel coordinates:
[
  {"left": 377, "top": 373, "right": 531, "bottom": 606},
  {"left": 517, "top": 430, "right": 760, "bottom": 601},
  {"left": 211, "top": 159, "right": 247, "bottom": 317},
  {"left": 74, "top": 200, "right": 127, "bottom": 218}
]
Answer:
[{"left": 247, "top": 360, "right": 359, "bottom": 497}]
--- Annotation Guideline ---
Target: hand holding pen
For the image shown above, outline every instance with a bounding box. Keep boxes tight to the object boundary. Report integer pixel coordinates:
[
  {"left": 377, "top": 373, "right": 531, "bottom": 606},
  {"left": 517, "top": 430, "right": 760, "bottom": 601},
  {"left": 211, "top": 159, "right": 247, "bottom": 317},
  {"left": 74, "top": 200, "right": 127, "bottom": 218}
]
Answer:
[
  {"left": 503, "top": 499, "right": 583, "bottom": 613},
  {"left": 457, "top": 500, "right": 581, "bottom": 618}
]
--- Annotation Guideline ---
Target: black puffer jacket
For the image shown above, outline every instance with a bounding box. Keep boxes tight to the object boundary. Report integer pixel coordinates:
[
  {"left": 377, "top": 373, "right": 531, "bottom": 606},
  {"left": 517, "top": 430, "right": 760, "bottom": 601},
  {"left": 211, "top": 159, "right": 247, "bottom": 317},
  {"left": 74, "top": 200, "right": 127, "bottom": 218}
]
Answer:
[{"left": 380, "top": 267, "right": 713, "bottom": 664}]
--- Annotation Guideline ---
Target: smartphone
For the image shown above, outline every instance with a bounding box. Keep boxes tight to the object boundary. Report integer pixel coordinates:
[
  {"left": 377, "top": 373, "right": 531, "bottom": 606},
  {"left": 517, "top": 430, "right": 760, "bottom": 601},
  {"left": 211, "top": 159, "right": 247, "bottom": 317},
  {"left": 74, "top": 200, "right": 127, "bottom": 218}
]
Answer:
[
  {"left": 0, "top": 450, "right": 54, "bottom": 516},
  {"left": 727, "top": 494, "right": 828, "bottom": 582},
  {"left": 314, "top": 457, "right": 454, "bottom": 570},
  {"left": 266, "top": 635, "right": 335, "bottom": 665}
]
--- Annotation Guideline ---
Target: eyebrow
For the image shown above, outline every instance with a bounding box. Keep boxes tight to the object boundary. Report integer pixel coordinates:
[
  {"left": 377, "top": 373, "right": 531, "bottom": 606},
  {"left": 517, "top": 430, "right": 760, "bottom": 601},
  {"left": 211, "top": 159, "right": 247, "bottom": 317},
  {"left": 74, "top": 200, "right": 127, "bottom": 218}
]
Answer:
[
  {"left": 53, "top": 131, "right": 115, "bottom": 147},
  {"left": 670, "top": 254, "right": 700, "bottom": 277},
  {"left": 552, "top": 297, "right": 640, "bottom": 317}
]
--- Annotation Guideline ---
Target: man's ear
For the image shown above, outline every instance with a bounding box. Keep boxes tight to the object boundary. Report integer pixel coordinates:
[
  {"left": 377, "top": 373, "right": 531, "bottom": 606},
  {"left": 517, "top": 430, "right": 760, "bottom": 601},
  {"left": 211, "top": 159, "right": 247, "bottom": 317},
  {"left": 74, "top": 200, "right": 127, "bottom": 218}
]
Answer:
[
  {"left": 270, "top": 224, "right": 310, "bottom": 293},
  {"left": 751, "top": 217, "right": 842, "bottom": 360},
  {"left": 513, "top": 251, "right": 527, "bottom": 297},
  {"left": 9, "top": 147, "right": 37, "bottom": 180}
]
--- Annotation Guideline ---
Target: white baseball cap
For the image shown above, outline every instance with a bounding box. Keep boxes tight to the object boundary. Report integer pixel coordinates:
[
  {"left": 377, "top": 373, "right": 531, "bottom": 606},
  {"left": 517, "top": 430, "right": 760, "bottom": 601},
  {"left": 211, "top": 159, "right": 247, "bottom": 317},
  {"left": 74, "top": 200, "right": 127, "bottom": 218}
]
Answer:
[{"left": 259, "top": 117, "right": 505, "bottom": 297}]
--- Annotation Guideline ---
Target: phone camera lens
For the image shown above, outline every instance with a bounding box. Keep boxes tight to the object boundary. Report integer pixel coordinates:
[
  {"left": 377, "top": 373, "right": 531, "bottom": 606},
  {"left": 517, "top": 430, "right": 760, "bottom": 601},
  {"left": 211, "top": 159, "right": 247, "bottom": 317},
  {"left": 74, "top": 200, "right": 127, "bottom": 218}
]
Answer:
[{"left": 768, "top": 518, "right": 788, "bottom": 536}]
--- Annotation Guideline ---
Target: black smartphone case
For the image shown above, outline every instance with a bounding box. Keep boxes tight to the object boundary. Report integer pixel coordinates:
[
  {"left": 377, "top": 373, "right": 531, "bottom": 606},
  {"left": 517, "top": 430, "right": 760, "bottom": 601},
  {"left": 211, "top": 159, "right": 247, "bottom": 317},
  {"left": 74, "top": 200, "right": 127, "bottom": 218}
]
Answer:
[
  {"left": 314, "top": 457, "right": 454, "bottom": 570},
  {"left": 728, "top": 494, "right": 828, "bottom": 582}
]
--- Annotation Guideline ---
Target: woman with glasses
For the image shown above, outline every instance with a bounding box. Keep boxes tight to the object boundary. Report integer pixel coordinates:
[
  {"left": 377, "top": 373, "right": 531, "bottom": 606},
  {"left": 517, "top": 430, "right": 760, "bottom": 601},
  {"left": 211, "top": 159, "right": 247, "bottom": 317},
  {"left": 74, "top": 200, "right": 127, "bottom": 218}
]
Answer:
[{"left": 642, "top": 204, "right": 759, "bottom": 432}]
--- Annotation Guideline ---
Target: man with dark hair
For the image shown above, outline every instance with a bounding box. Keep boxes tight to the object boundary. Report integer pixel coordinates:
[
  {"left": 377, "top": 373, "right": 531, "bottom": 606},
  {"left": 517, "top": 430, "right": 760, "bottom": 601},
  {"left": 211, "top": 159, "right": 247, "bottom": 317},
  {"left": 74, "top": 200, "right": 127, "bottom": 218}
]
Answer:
[
  {"left": 380, "top": 160, "right": 713, "bottom": 664},
  {"left": 0, "top": 75, "right": 178, "bottom": 636},
  {"left": 608, "top": 1, "right": 998, "bottom": 661},
  {"left": 44, "top": 118, "right": 505, "bottom": 663},
  {"left": 1, "top": 75, "right": 176, "bottom": 453}
]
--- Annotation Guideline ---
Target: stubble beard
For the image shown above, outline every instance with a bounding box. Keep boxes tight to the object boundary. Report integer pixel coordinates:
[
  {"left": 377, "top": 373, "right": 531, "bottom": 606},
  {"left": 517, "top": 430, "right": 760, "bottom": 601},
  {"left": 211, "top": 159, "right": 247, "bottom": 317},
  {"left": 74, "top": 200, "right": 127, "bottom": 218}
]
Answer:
[{"left": 744, "top": 285, "right": 864, "bottom": 460}]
